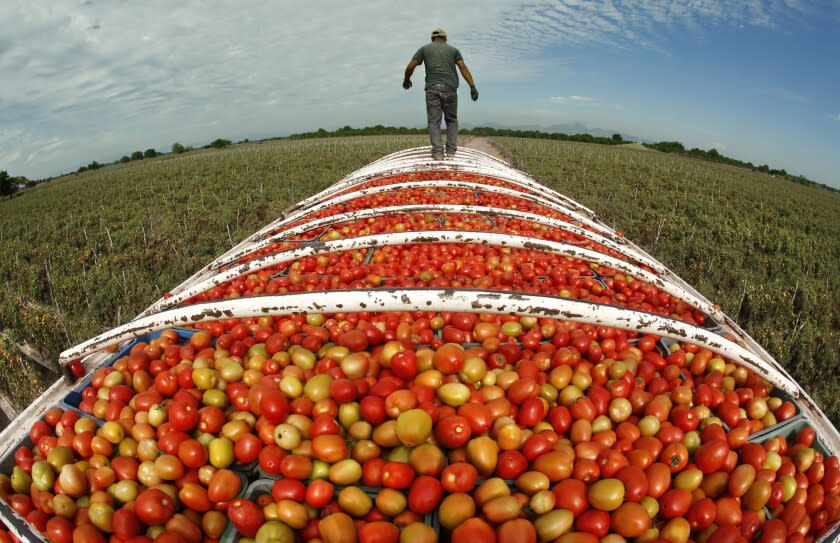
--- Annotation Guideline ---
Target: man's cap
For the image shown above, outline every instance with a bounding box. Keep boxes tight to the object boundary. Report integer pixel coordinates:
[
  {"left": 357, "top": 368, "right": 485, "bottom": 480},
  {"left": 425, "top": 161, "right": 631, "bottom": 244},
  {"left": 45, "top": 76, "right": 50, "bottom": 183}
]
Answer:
[{"left": 431, "top": 28, "right": 447, "bottom": 38}]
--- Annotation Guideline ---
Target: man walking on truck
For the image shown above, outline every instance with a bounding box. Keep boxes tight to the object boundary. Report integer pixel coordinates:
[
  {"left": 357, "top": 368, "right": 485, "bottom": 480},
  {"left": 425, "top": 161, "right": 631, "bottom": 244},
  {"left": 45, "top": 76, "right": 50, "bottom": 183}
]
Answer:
[{"left": 403, "top": 28, "right": 478, "bottom": 160}]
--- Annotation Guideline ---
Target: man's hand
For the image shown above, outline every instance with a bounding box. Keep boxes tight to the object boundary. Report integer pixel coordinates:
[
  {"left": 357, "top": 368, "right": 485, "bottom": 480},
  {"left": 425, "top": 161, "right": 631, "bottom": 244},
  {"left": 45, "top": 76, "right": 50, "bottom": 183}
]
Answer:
[
  {"left": 470, "top": 85, "right": 479, "bottom": 101},
  {"left": 403, "top": 79, "right": 412, "bottom": 90}
]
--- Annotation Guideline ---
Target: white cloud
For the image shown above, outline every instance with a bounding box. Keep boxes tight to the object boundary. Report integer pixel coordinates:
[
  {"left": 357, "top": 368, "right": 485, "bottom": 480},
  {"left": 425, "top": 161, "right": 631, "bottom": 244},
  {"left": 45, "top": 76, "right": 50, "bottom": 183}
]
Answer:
[
  {"left": 831, "top": 114, "right": 840, "bottom": 121},
  {"left": 0, "top": 0, "right": 816, "bottom": 179},
  {"left": 551, "top": 95, "right": 597, "bottom": 104}
]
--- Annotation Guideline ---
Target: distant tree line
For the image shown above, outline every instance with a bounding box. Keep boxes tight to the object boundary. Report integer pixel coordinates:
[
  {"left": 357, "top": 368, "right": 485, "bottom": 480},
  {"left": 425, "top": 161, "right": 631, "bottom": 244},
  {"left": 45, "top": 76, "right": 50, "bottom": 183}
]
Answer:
[
  {"left": 284, "top": 125, "right": 630, "bottom": 147},
  {"left": 282, "top": 125, "right": 428, "bottom": 140},
  {"left": 642, "top": 141, "right": 837, "bottom": 193},
  {"left": 0, "top": 170, "right": 36, "bottom": 198}
]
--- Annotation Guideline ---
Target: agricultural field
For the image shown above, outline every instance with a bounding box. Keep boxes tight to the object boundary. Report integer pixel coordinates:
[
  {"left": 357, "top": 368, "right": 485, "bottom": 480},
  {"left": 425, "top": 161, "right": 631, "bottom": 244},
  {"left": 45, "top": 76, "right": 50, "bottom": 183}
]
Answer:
[{"left": 0, "top": 134, "right": 838, "bottom": 429}]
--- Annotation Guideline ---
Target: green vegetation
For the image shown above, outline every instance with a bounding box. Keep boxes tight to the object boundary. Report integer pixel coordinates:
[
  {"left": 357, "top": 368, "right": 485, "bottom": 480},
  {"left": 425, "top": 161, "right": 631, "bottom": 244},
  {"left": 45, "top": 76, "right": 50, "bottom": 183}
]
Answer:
[
  {"left": 0, "top": 171, "right": 18, "bottom": 198},
  {"left": 496, "top": 137, "right": 840, "bottom": 424},
  {"left": 642, "top": 141, "right": 833, "bottom": 192},
  {"left": 0, "top": 134, "right": 837, "bottom": 429}
]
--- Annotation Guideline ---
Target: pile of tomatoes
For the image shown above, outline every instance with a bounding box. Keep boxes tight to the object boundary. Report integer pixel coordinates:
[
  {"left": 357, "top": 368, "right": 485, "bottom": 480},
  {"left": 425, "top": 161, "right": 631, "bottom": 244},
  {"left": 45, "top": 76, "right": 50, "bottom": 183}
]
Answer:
[
  {"left": 3, "top": 308, "right": 838, "bottom": 543},
  {"left": 189, "top": 241, "right": 703, "bottom": 327},
  {"left": 4, "top": 169, "right": 839, "bottom": 543}
]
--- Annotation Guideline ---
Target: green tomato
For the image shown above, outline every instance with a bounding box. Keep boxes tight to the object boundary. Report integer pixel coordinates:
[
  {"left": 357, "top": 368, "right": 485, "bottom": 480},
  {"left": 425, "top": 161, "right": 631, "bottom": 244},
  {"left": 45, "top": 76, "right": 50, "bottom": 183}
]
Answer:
[
  {"left": 255, "top": 521, "right": 294, "bottom": 543},
  {"left": 47, "top": 446, "right": 74, "bottom": 472},
  {"left": 11, "top": 466, "right": 31, "bottom": 494},
  {"left": 31, "top": 460, "right": 55, "bottom": 492}
]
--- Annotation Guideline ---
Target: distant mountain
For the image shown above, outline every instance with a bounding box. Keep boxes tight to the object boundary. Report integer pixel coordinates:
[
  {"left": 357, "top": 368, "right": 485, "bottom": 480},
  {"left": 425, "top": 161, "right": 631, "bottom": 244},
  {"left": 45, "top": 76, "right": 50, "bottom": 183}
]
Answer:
[{"left": 467, "top": 121, "right": 651, "bottom": 144}]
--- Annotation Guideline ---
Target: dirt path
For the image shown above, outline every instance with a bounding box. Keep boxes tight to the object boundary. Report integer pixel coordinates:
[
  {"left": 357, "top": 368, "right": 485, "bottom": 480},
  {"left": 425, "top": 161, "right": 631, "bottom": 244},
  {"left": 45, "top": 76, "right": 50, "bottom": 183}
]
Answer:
[{"left": 462, "top": 136, "right": 507, "bottom": 162}]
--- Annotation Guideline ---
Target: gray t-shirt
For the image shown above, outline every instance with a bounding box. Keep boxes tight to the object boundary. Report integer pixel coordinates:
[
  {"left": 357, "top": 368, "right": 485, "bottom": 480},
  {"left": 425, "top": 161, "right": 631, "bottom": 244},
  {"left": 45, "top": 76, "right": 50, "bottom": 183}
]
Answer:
[{"left": 412, "top": 41, "right": 464, "bottom": 90}]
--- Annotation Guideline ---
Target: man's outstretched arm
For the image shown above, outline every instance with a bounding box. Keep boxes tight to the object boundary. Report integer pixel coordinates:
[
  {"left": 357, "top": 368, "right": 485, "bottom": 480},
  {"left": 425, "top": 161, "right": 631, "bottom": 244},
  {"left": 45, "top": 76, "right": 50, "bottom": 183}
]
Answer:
[
  {"left": 456, "top": 60, "right": 478, "bottom": 100},
  {"left": 456, "top": 60, "right": 475, "bottom": 87},
  {"left": 403, "top": 60, "right": 419, "bottom": 89}
]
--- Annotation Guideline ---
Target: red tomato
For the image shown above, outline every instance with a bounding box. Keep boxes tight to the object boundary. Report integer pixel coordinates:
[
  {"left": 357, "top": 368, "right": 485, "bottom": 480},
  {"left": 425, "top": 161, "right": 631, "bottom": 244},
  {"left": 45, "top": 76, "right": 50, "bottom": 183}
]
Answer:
[
  {"left": 408, "top": 476, "right": 444, "bottom": 515},
  {"left": 112, "top": 508, "right": 141, "bottom": 539},
  {"left": 575, "top": 509, "right": 611, "bottom": 537},
  {"left": 390, "top": 351, "right": 418, "bottom": 380},
  {"left": 135, "top": 488, "right": 176, "bottom": 525},
  {"left": 46, "top": 516, "right": 73, "bottom": 543},
  {"left": 227, "top": 499, "right": 264, "bottom": 538},
  {"left": 177, "top": 439, "right": 208, "bottom": 469},
  {"left": 306, "top": 480, "right": 335, "bottom": 509},
  {"left": 360, "top": 396, "right": 387, "bottom": 425},
  {"left": 382, "top": 462, "right": 415, "bottom": 489},
  {"left": 695, "top": 439, "right": 730, "bottom": 474},
  {"left": 496, "top": 451, "right": 528, "bottom": 480},
  {"left": 233, "top": 433, "right": 262, "bottom": 464},
  {"left": 362, "top": 458, "right": 387, "bottom": 487},
  {"left": 459, "top": 403, "right": 493, "bottom": 434},
  {"left": 73, "top": 524, "right": 106, "bottom": 543},
  {"left": 741, "top": 442, "right": 767, "bottom": 470},
  {"left": 661, "top": 442, "right": 689, "bottom": 473},
  {"left": 279, "top": 454, "right": 312, "bottom": 480},
  {"left": 451, "top": 518, "right": 496, "bottom": 543},
  {"left": 260, "top": 389, "right": 290, "bottom": 425},
  {"left": 433, "top": 344, "right": 465, "bottom": 374},
  {"left": 517, "top": 397, "right": 546, "bottom": 427},
  {"left": 522, "top": 434, "right": 553, "bottom": 461},
  {"left": 436, "top": 416, "right": 472, "bottom": 449},
  {"left": 310, "top": 414, "right": 341, "bottom": 437},
  {"left": 660, "top": 488, "right": 693, "bottom": 519},
  {"left": 272, "top": 478, "right": 306, "bottom": 503},
  {"left": 441, "top": 463, "right": 479, "bottom": 493},
  {"left": 616, "top": 465, "right": 648, "bottom": 502},
  {"left": 687, "top": 497, "right": 716, "bottom": 531},
  {"left": 258, "top": 445, "right": 287, "bottom": 476},
  {"left": 359, "top": 521, "right": 400, "bottom": 543},
  {"left": 548, "top": 406, "right": 572, "bottom": 434},
  {"left": 552, "top": 479, "right": 588, "bottom": 516}
]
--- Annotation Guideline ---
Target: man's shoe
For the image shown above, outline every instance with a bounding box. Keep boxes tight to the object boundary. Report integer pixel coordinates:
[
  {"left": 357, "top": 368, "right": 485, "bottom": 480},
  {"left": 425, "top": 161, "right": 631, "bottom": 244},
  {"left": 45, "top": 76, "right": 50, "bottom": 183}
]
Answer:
[{"left": 432, "top": 154, "right": 444, "bottom": 160}]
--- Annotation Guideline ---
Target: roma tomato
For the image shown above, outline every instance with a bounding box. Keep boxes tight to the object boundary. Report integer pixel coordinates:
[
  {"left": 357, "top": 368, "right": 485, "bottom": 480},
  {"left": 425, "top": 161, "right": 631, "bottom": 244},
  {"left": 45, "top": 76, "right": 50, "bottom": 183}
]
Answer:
[
  {"left": 451, "top": 518, "right": 495, "bottom": 543},
  {"left": 382, "top": 462, "right": 415, "bottom": 490},
  {"left": 208, "top": 469, "right": 241, "bottom": 502},
  {"left": 442, "top": 463, "right": 479, "bottom": 493},
  {"left": 611, "top": 502, "right": 649, "bottom": 538},
  {"left": 408, "top": 476, "right": 444, "bottom": 515},
  {"left": 695, "top": 439, "right": 730, "bottom": 474},
  {"left": 436, "top": 416, "right": 472, "bottom": 449},
  {"left": 660, "top": 487, "right": 693, "bottom": 519},
  {"left": 228, "top": 499, "right": 264, "bottom": 538},
  {"left": 552, "top": 479, "right": 588, "bottom": 516},
  {"left": 575, "top": 509, "right": 611, "bottom": 537},
  {"left": 135, "top": 488, "right": 176, "bottom": 525}
]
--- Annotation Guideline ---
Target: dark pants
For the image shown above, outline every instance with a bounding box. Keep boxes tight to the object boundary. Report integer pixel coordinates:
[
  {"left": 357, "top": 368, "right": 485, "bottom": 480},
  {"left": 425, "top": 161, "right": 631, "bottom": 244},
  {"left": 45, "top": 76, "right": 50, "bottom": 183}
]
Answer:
[{"left": 425, "top": 84, "right": 458, "bottom": 156}]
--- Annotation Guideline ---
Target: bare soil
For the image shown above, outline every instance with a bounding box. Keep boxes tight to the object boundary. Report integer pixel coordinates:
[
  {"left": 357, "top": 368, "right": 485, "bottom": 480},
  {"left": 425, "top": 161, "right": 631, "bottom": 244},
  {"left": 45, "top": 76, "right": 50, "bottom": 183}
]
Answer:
[{"left": 462, "top": 136, "right": 508, "bottom": 162}]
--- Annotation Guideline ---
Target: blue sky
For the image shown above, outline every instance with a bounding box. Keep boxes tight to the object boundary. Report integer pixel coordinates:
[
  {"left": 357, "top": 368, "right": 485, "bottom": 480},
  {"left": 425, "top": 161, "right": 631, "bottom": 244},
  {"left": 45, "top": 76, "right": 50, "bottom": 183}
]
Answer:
[{"left": 1, "top": 1, "right": 838, "bottom": 186}]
